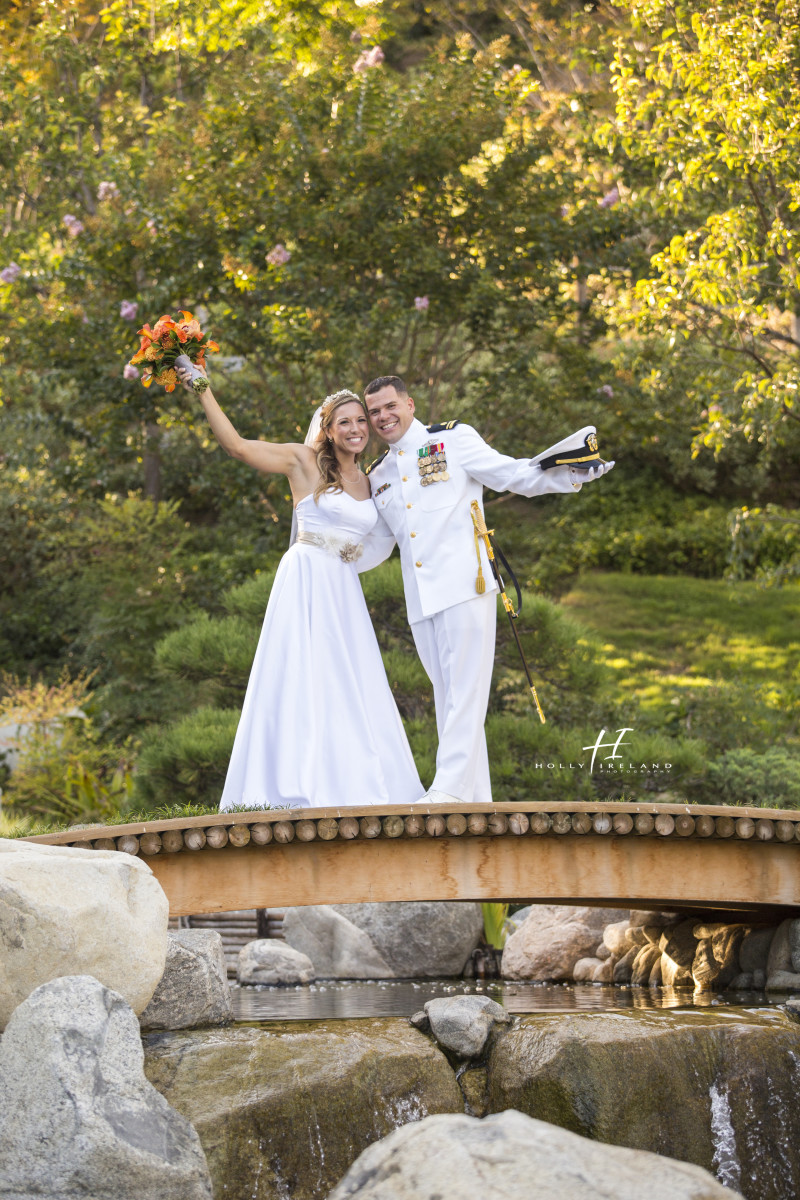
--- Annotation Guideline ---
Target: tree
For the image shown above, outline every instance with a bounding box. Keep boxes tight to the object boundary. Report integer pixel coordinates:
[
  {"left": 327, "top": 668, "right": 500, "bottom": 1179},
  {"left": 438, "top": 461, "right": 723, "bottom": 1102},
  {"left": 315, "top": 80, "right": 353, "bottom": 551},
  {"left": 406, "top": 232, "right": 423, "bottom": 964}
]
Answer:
[{"left": 605, "top": 0, "right": 800, "bottom": 464}]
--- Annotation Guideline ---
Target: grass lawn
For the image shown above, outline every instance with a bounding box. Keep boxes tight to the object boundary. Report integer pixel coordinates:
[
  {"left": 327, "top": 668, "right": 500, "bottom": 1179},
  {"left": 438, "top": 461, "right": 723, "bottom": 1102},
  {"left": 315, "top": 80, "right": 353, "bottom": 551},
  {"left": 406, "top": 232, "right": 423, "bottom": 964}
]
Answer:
[{"left": 561, "top": 572, "right": 800, "bottom": 739}]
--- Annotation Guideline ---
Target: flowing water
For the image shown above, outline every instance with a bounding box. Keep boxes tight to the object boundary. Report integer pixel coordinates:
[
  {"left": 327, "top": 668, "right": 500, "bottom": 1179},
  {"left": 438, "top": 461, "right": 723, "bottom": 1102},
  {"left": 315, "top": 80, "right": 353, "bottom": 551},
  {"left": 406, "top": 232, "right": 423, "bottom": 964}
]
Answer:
[{"left": 231, "top": 978, "right": 786, "bottom": 1021}]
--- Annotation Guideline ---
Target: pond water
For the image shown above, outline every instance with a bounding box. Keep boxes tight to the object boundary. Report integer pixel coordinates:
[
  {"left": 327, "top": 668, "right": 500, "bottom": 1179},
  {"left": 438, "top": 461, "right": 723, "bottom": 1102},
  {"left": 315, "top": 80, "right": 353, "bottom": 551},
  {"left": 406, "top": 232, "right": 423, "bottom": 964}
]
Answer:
[{"left": 231, "top": 978, "right": 786, "bottom": 1022}]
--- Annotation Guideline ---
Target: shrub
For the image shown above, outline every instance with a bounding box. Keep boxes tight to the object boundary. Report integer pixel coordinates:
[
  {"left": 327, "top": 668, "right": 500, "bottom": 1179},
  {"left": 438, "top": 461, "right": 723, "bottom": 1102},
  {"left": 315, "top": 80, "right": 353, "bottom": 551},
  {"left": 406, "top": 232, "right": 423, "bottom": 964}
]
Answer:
[
  {"left": 155, "top": 614, "right": 259, "bottom": 699},
  {"left": 0, "top": 673, "right": 133, "bottom": 824},
  {"left": 704, "top": 748, "right": 800, "bottom": 810},
  {"left": 133, "top": 706, "right": 240, "bottom": 809},
  {"left": 223, "top": 570, "right": 278, "bottom": 622}
]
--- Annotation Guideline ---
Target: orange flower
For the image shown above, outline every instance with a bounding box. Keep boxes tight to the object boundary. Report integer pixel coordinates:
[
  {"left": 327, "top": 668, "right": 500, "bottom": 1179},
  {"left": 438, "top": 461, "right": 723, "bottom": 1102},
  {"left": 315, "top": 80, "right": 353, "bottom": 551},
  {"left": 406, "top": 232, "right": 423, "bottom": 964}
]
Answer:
[
  {"left": 152, "top": 315, "right": 178, "bottom": 339},
  {"left": 206, "top": 339, "right": 220, "bottom": 352}
]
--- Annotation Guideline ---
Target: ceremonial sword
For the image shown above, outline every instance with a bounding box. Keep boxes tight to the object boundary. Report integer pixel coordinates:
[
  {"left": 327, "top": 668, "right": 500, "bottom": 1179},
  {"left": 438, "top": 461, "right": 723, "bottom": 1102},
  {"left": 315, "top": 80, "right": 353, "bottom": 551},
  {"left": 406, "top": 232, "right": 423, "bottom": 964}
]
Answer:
[{"left": 470, "top": 500, "right": 546, "bottom": 724}]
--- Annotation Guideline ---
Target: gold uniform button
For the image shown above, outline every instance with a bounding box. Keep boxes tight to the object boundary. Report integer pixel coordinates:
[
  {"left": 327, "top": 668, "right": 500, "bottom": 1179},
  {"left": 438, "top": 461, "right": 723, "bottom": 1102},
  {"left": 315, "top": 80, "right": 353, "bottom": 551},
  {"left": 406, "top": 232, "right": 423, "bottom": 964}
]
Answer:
[
  {"left": 406, "top": 503, "right": 413, "bottom": 509},
  {"left": 415, "top": 561, "right": 422, "bottom": 568},
  {"left": 398, "top": 450, "right": 405, "bottom": 456},
  {"left": 410, "top": 531, "right": 417, "bottom": 538},
  {"left": 402, "top": 475, "right": 408, "bottom": 482}
]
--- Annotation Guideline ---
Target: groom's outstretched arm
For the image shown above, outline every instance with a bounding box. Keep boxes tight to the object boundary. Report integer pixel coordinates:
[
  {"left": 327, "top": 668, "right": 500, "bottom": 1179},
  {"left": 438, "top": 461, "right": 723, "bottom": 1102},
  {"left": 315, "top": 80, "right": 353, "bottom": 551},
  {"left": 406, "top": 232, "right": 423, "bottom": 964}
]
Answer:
[
  {"left": 455, "top": 424, "right": 614, "bottom": 497},
  {"left": 357, "top": 511, "right": 396, "bottom": 574}
]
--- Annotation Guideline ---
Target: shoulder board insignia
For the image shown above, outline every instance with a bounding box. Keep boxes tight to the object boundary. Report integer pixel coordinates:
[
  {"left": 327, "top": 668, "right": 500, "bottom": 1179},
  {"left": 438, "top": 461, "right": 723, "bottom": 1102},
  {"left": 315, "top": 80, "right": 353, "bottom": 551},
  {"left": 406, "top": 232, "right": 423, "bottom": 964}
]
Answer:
[
  {"left": 426, "top": 421, "right": 460, "bottom": 433},
  {"left": 364, "top": 449, "right": 389, "bottom": 477}
]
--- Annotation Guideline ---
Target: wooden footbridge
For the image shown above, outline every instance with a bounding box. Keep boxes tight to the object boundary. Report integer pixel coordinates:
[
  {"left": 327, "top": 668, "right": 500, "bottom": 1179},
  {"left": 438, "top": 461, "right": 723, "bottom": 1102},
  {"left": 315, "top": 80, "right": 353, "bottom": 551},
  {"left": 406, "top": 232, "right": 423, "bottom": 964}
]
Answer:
[{"left": 29, "top": 801, "right": 800, "bottom": 920}]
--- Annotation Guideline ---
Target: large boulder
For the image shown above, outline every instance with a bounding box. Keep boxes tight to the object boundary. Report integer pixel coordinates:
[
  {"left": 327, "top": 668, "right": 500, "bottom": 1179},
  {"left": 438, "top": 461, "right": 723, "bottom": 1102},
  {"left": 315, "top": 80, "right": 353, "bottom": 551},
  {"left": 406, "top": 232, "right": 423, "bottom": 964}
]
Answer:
[
  {"left": 0, "top": 975, "right": 212, "bottom": 1199},
  {"left": 502, "top": 905, "right": 622, "bottom": 981},
  {"left": 739, "top": 927, "right": 775, "bottom": 974},
  {"left": 144, "top": 1018, "right": 462, "bottom": 1200},
  {"left": 0, "top": 838, "right": 168, "bottom": 1027},
  {"left": 237, "top": 939, "right": 315, "bottom": 986},
  {"left": 691, "top": 925, "right": 746, "bottom": 990},
  {"left": 485, "top": 1009, "right": 800, "bottom": 1194},
  {"left": 326, "top": 1109, "right": 739, "bottom": 1200},
  {"left": 767, "top": 919, "right": 794, "bottom": 975},
  {"left": 282, "top": 902, "right": 483, "bottom": 978},
  {"left": 140, "top": 931, "right": 233, "bottom": 1031},
  {"left": 659, "top": 919, "right": 697, "bottom": 988},
  {"left": 765, "top": 922, "right": 800, "bottom": 991}
]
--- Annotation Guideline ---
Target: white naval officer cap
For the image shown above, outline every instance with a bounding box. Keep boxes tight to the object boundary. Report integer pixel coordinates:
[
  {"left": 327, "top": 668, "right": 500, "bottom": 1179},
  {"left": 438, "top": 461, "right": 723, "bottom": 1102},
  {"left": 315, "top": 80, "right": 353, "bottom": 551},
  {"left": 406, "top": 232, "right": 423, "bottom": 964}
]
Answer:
[{"left": 533, "top": 425, "right": 605, "bottom": 472}]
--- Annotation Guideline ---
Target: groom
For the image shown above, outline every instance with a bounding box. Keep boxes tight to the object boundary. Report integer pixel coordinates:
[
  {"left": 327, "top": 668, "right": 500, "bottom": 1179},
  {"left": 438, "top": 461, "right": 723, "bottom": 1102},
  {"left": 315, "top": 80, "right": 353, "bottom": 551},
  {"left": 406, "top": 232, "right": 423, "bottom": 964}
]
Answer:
[{"left": 361, "top": 375, "right": 615, "bottom": 805}]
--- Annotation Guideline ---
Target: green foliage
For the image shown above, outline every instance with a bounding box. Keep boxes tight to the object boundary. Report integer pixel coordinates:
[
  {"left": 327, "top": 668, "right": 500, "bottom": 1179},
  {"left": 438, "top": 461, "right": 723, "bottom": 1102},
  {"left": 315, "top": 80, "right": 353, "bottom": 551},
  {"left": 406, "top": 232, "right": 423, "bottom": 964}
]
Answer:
[
  {"left": 223, "top": 570, "right": 278, "bottom": 622},
  {"left": 490, "top": 479, "right": 732, "bottom": 601},
  {"left": 492, "top": 592, "right": 609, "bottom": 725},
  {"left": 481, "top": 902, "right": 509, "bottom": 950},
  {"left": 604, "top": 0, "right": 800, "bottom": 458},
  {"left": 53, "top": 496, "right": 204, "bottom": 736},
  {"left": 727, "top": 505, "right": 800, "bottom": 585},
  {"left": 155, "top": 614, "right": 259, "bottom": 700},
  {"left": 133, "top": 706, "right": 240, "bottom": 808},
  {"left": 705, "top": 748, "right": 800, "bottom": 809},
  {"left": 0, "top": 673, "right": 134, "bottom": 824}
]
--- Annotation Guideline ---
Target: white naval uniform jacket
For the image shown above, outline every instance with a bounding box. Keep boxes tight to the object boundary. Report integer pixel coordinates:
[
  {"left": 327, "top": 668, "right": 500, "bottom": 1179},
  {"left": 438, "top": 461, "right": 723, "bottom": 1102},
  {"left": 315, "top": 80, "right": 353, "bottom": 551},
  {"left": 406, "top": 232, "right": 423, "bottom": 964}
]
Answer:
[{"left": 360, "top": 418, "right": 582, "bottom": 624}]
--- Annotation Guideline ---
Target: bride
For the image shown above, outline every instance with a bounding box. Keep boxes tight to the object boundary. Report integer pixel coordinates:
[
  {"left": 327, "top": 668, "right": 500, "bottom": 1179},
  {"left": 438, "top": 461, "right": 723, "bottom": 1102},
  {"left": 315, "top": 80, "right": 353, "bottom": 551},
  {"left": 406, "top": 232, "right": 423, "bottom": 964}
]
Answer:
[{"left": 177, "top": 367, "right": 424, "bottom": 810}]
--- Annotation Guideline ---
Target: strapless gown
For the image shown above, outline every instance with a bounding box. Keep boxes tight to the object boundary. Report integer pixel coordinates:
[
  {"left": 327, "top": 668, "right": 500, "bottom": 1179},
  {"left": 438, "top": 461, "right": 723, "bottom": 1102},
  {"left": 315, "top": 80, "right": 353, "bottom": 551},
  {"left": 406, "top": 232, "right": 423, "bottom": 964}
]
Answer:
[{"left": 219, "top": 489, "right": 423, "bottom": 810}]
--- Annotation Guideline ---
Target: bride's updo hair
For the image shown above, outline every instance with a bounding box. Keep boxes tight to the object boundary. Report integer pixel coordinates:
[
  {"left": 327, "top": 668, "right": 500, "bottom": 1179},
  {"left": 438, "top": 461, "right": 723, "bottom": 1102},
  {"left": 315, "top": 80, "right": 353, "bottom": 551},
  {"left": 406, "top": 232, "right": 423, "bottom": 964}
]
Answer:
[{"left": 313, "top": 389, "right": 366, "bottom": 501}]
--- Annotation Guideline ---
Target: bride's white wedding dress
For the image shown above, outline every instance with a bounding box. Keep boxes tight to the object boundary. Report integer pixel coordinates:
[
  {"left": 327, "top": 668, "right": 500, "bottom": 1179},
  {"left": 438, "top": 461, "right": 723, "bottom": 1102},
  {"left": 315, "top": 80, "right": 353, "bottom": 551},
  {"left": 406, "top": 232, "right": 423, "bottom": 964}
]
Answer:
[{"left": 219, "top": 489, "right": 423, "bottom": 810}]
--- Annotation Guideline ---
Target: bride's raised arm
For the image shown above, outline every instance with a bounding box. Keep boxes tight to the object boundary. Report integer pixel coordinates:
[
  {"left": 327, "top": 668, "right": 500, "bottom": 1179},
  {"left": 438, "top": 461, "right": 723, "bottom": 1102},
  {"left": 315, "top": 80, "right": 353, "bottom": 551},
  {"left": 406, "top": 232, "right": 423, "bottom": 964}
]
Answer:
[{"left": 178, "top": 364, "right": 313, "bottom": 482}]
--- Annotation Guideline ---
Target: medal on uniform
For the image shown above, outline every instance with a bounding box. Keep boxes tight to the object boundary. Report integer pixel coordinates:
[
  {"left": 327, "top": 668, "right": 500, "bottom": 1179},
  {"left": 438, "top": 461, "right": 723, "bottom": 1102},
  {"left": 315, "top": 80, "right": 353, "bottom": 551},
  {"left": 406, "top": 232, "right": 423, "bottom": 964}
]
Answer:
[{"left": 418, "top": 441, "right": 448, "bottom": 485}]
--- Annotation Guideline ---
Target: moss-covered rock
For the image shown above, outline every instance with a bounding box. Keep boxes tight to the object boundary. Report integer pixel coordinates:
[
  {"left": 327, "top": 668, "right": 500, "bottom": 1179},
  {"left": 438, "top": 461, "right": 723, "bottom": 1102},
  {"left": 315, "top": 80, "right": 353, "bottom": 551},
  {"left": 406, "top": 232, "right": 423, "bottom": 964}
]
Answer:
[
  {"left": 144, "top": 1018, "right": 463, "bottom": 1200},
  {"left": 485, "top": 1010, "right": 800, "bottom": 1200}
]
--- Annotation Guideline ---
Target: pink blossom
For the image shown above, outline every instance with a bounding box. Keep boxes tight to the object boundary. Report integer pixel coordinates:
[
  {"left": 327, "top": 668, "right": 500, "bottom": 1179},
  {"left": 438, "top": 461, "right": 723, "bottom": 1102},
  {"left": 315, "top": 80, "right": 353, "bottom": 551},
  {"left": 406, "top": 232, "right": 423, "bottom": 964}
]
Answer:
[
  {"left": 97, "top": 181, "right": 120, "bottom": 201},
  {"left": 414, "top": 295, "right": 429, "bottom": 311},
  {"left": 598, "top": 186, "right": 620, "bottom": 209},
  {"left": 63, "top": 214, "right": 85, "bottom": 237},
  {"left": 598, "top": 384, "right": 614, "bottom": 398},
  {"left": 0, "top": 262, "right": 21, "bottom": 284},
  {"left": 123, "top": 363, "right": 139, "bottom": 381},
  {"left": 266, "top": 243, "right": 291, "bottom": 266},
  {"left": 119, "top": 299, "right": 139, "bottom": 321},
  {"left": 354, "top": 45, "right": 384, "bottom": 72},
  {"left": 146, "top": 218, "right": 158, "bottom": 236}
]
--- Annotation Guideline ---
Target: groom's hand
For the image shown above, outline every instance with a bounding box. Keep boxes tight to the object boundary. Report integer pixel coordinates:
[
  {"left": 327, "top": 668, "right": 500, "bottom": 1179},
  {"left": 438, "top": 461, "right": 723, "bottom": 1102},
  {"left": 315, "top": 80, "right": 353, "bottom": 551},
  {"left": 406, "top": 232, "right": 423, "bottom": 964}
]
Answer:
[{"left": 583, "top": 460, "right": 615, "bottom": 481}]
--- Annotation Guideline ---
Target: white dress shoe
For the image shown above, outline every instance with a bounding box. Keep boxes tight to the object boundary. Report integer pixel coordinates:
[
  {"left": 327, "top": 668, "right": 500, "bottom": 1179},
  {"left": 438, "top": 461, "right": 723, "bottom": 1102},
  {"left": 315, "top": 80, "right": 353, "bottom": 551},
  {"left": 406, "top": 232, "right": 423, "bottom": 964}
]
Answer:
[{"left": 421, "top": 789, "right": 463, "bottom": 806}]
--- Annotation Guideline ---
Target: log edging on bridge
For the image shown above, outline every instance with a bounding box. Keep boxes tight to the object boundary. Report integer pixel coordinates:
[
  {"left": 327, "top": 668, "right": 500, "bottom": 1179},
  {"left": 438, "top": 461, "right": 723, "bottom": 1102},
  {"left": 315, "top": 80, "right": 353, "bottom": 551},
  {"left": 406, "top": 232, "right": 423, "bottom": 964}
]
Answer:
[{"left": 27, "top": 800, "right": 800, "bottom": 859}]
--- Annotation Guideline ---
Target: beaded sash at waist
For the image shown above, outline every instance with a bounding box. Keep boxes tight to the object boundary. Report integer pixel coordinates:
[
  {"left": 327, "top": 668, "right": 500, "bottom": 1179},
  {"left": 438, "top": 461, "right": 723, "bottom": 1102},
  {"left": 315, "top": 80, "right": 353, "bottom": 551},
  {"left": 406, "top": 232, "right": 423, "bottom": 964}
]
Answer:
[{"left": 296, "top": 530, "right": 364, "bottom": 563}]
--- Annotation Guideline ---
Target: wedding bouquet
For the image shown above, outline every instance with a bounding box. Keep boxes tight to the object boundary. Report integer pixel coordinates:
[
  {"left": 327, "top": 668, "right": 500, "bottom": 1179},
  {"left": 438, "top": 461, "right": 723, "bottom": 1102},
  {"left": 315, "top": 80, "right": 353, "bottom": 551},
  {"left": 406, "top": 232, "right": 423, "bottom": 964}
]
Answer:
[{"left": 128, "top": 310, "right": 219, "bottom": 393}]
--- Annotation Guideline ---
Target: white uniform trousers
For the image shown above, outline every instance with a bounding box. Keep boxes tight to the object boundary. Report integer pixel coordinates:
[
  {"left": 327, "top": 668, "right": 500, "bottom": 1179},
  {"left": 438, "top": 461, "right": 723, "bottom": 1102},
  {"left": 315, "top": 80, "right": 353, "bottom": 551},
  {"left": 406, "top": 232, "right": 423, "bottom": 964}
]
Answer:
[{"left": 410, "top": 591, "right": 497, "bottom": 802}]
